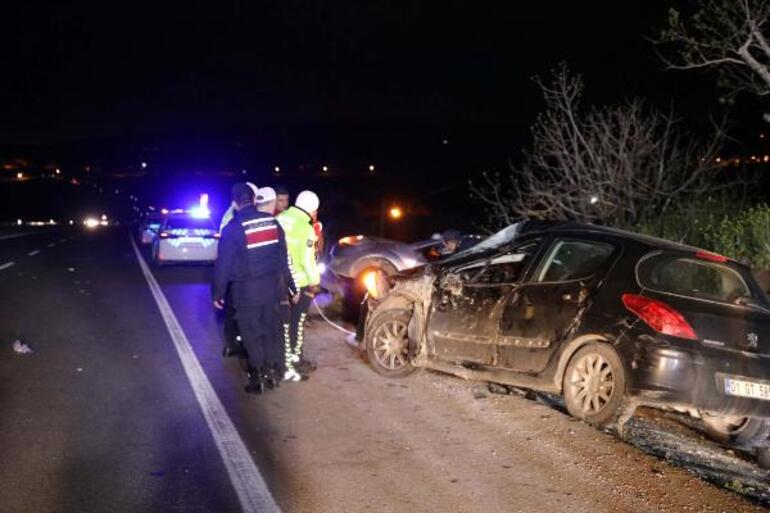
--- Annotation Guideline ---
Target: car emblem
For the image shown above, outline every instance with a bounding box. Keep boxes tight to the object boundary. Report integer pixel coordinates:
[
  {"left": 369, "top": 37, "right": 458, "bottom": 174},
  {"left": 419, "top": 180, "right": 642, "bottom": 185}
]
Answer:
[{"left": 746, "top": 332, "right": 759, "bottom": 351}]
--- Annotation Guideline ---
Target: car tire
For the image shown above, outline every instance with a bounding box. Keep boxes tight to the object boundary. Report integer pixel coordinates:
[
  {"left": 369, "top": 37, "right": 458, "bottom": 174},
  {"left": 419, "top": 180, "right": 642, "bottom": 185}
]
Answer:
[
  {"left": 365, "top": 308, "right": 415, "bottom": 378},
  {"left": 701, "top": 415, "right": 770, "bottom": 449},
  {"left": 563, "top": 343, "right": 627, "bottom": 427}
]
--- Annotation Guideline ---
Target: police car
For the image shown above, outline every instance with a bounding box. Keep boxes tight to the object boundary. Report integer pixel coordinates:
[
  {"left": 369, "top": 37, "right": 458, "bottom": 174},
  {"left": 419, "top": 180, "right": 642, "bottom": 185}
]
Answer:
[{"left": 151, "top": 212, "right": 219, "bottom": 265}]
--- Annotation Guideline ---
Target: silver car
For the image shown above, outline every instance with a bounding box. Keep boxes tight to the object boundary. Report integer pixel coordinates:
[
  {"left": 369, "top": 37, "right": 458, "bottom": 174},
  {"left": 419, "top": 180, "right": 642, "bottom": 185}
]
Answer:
[{"left": 326, "top": 234, "right": 481, "bottom": 313}]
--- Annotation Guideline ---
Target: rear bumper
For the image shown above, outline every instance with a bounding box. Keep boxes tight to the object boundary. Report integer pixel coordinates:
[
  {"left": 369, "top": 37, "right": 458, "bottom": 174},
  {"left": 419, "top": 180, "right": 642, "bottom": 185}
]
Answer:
[
  {"left": 157, "top": 240, "right": 218, "bottom": 263},
  {"left": 626, "top": 340, "right": 770, "bottom": 418}
]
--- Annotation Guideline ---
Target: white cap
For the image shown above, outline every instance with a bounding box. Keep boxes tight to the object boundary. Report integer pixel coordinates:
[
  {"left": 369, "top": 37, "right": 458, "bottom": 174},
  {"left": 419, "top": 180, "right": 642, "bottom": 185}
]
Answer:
[
  {"left": 246, "top": 182, "right": 259, "bottom": 197},
  {"left": 256, "top": 187, "right": 276, "bottom": 203},
  {"left": 295, "top": 190, "right": 320, "bottom": 213}
]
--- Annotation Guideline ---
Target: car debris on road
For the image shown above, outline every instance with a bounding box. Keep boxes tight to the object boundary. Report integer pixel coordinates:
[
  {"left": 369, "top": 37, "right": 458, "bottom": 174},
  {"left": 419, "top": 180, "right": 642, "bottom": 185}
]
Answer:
[{"left": 11, "top": 340, "right": 32, "bottom": 354}]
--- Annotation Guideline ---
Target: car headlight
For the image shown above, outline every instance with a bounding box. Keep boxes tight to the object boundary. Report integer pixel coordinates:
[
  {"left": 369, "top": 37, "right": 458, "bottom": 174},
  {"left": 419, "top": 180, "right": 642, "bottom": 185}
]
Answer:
[{"left": 362, "top": 270, "right": 390, "bottom": 299}]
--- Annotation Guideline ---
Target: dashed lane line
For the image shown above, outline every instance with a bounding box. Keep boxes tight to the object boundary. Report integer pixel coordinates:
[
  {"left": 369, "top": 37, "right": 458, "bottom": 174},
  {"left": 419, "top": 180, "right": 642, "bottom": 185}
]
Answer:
[
  {"left": 129, "top": 236, "right": 281, "bottom": 513},
  {"left": 46, "top": 243, "right": 55, "bottom": 248},
  {"left": 0, "top": 232, "right": 35, "bottom": 241},
  {"left": 0, "top": 261, "right": 15, "bottom": 271},
  {"left": 27, "top": 250, "right": 40, "bottom": 256}
]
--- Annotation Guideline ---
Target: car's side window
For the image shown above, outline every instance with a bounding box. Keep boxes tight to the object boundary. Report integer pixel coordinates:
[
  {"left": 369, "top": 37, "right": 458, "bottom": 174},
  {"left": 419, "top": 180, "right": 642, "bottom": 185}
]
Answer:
[{"left": 536, "top": 239, "right": 615, "bottom": 283}]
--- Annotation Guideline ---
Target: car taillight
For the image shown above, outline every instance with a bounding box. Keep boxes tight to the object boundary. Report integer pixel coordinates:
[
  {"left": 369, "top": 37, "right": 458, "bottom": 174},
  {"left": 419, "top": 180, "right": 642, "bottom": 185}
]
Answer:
[
  {"left": 695, "top": 251, "right": 728, "bottom": 263},
  {"left": 621, "top": 293, "right": 697, "bottom": 340}
]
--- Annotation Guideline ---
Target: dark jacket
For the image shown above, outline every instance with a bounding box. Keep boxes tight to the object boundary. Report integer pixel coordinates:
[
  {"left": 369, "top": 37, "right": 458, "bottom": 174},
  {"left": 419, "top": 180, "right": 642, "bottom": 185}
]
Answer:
[{"left": 213, "top": 206, "right": 298, "bottom": 307}]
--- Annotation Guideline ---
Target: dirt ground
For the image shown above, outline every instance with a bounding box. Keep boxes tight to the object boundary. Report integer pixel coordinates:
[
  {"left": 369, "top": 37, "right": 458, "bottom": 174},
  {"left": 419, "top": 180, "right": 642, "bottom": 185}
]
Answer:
[{"left": 245, "top": 316, "right": 770, "bottom": 513}]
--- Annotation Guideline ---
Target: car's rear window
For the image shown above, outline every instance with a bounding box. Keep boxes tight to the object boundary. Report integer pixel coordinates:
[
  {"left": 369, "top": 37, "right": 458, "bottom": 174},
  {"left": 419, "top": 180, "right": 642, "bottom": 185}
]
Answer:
[
  {"left": 638, "top": 253, "right": 753, "bottom": 304},
  {"left": 165, "top": 217, "right": 215, "bottom": 231}
]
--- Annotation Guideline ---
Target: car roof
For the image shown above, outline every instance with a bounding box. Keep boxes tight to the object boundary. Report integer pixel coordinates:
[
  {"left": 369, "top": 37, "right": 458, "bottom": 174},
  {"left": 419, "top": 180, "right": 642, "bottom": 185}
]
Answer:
[{"left": 519, "top": 221, "right": 711, "bottom": 254}]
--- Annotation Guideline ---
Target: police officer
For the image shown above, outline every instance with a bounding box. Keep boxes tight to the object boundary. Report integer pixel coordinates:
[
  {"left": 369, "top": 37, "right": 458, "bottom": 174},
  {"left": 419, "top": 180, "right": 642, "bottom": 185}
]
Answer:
[
  {"left": 219, "top": 182, "right": 259, "bottom": 359},
  {"left": 277, "top": 190, "right": 321, "bottom": 381},
  {"left": 213, "top": 183, "right": 297, "bottom": 394}
]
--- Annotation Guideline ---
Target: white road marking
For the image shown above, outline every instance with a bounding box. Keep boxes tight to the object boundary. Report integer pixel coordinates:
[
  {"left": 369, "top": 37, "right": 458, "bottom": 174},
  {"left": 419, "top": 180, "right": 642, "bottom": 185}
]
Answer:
[
  {"left": 58, "top": 238, "right": 66, "bottom": 243},
  {"left": 0, "top": 261, "right": 15, "bottom": 271},
  {"left": 0, "top": 232, "right": 34, "bottom": 241},
  {"left": 129, "top": 236, "right": 281, "bottom": 513},
  {"left": 27, "top": 250, "right": 40, "bottom": 256},
  {"left": 46, "top": 243, "right": 55, "bottom": 248}
]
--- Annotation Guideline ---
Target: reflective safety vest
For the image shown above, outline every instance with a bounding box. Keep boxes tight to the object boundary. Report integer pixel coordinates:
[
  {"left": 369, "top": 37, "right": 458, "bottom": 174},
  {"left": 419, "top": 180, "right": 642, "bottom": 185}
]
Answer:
[
  {"left": 219, "top": 204, "right": 236, "bottom": 232},
  {"left": 277, "top": 206, "right": 320, "bottom": 288}
]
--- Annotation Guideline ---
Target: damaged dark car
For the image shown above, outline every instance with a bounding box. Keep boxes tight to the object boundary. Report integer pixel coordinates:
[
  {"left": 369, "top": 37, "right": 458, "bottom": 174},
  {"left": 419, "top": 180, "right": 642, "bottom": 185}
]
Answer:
[{"left": 362, "top": 221, "right": 770, "bottom": 455}]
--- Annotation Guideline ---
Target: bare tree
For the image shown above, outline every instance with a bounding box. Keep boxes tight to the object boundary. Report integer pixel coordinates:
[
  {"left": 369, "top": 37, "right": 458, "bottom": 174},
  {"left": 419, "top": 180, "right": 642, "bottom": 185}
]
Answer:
[
  {"left": 470, "top": 66, "right": 724, "bottom": 231},
  {"left": 657, "top": 0, "right": 770, "bottom": 99}
]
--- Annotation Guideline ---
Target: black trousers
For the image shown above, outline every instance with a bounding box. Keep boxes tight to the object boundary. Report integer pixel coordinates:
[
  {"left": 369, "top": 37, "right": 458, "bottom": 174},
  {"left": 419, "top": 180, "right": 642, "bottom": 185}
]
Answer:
[
  {"left": 236, "top": 303, "right": 282, "bottom": 370},
  {"left": 223, "top": 285, "right": 240, "bottom": 351}
]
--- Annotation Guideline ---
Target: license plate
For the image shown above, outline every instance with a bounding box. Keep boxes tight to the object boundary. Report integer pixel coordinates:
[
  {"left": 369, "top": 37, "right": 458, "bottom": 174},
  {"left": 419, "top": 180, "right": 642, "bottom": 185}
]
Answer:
[{"left": 724, "top": 377, "right": 770, "bottom": 400}]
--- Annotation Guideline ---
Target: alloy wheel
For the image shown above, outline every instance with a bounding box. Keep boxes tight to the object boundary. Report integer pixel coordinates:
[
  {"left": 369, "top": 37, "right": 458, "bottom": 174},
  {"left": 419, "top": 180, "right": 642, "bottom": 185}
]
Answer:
[
  {"left": 567, "top": 353, "right": 615, "bottom": 415},
  {"left": 372, "top": 319, "right": 408, "bottom": 370}
]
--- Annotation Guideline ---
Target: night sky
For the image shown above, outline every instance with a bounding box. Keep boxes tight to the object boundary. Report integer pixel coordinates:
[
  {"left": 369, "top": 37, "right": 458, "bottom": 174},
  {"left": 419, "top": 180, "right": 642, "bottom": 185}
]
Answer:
[{"left": 1, "top": 1, "right": 731, "bottom": 145}]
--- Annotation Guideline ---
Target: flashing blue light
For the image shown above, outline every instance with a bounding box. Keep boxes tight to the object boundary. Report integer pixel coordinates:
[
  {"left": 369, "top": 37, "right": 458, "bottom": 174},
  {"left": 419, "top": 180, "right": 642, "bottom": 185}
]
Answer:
[{"left": 190, "top": 206, "right": 211, "bottom": 219}]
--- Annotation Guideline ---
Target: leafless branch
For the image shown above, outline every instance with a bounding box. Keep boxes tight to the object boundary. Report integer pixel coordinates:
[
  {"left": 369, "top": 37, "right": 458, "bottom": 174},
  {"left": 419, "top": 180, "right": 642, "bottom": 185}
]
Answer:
[
  {"left": 655, "top": 0, "right": 770, "bottom": 98},
  {"left": 470, "top": 65, "right": 725, "bottom": 231}
]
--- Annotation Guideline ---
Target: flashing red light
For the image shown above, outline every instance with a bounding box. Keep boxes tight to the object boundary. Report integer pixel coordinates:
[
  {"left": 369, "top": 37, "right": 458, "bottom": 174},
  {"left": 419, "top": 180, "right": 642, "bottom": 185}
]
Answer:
[
  {"left": 695, "top": 251, "right": 728, "bottom": 263},
  {"left": 622, "top": 294, "right": 697, "bottom": 340}
]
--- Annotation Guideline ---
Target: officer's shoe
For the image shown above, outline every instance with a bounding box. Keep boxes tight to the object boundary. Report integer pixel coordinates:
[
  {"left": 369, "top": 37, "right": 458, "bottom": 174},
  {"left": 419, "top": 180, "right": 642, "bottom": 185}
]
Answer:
[
  {"left": 283, "top": 368, "right": 302, "bottom": 382},
  {"left": 262, "top": 367, "right": 278, "bottom": 391},
  {"left": 266, "top": 366, "right": 282, "bottom": 389},
  {"left": 245, "top": 370, "right": 266, "bottom": 394}
]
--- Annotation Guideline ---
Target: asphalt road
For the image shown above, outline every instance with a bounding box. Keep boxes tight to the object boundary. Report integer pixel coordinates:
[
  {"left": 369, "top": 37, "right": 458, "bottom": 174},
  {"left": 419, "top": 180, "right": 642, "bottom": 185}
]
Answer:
[{"left": 1, "top": 227, "right": 769, "bottom": 513}]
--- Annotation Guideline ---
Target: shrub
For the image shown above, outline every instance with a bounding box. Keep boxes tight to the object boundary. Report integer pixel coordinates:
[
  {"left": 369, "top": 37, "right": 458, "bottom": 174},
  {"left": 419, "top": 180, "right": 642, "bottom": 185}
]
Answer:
[{"left": 634, "top": 202, "right": 770, "bottom": 270}]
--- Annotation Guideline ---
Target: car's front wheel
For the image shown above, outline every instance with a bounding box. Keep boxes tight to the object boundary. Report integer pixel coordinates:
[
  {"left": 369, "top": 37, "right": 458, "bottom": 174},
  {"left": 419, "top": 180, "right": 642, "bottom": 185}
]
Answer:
[
  {"left": 365, "top": 308, "right": 415, "bottom": 378},
  {"left": 563, "top": 343, "right": 627, "bottom": 427}
]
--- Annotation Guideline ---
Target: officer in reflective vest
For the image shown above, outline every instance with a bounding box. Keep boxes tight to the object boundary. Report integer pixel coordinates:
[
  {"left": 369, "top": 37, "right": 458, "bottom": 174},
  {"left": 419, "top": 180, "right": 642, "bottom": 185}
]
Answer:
[
  {"left": 277, "top": 190, "right": 321, "bottom": 381},
  {"left": 213, "top": 183, "right": 297, "bottom": 393}
]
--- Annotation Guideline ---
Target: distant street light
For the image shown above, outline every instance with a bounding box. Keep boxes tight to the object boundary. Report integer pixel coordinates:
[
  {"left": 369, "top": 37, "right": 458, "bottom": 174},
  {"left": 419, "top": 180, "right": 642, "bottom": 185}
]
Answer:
[
  {"left": 16, "top": 172, "right": 23, "bottom": 180},
  {"left": 589, "top": 195, "right": 599, "bottom": 205},
  {"left": 379, "top": 203, "right": 405, "bottom": 236},
  {"left": 322, "top": 165, "right": 329, "bottom": 172},
  {"left": 368, "top": 164, "right": 375, "bottom": 172},
  {"left": 140, "top": 161, "right": 148, "bottom": 169},
  {"left": 274, "top": 166, "right": 281, "bottom": 173},
  {"left": 55, "top": 168, "right": 61, "bottom": 175}
]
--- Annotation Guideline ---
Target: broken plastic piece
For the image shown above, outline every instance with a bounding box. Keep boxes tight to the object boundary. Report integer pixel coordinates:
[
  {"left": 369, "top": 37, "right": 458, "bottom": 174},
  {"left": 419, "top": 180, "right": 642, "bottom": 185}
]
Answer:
[{"left": 12, "top": 340, "right": 33, "bottom": 354}]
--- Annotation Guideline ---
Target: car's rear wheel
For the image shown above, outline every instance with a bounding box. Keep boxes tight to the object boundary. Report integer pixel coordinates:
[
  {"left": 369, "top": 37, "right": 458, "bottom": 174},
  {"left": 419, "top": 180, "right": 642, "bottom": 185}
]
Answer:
[
  {"left": 701, "top": 415, "right": 770, "bottom": 448},
  {"left": 563, "top": 343, "right": 626, "bottom": 427},
  {"left": 365, "top": 308, "right": 415, "bottom": 378}
]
